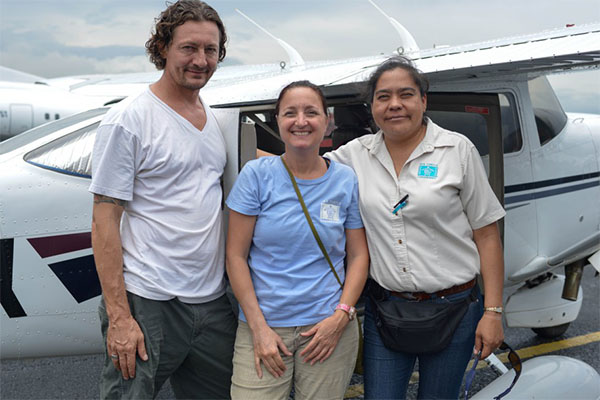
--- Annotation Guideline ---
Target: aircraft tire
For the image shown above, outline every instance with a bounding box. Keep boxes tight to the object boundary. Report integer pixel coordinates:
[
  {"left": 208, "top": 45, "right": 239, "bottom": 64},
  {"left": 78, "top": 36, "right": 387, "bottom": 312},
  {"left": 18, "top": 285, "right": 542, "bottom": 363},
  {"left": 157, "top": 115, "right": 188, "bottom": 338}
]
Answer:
[{"left": 532, "top": 322, "right": 570, "bottom": 338}]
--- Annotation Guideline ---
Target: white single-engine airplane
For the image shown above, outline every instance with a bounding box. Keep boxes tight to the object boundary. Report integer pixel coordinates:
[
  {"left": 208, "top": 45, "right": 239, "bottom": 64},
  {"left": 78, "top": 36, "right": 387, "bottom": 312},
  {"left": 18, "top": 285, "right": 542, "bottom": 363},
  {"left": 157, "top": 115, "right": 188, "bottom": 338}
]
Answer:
[{"left": 1, "top": 11, "right": 599, "bottom": 399}]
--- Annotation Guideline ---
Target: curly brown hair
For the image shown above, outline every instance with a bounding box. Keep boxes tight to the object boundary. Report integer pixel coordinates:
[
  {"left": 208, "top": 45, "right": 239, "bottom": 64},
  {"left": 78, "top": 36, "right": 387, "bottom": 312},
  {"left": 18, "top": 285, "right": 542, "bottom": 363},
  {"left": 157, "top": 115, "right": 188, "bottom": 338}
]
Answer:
[{"left": 145, "top": 0, "right": 227, "bottom": 70}]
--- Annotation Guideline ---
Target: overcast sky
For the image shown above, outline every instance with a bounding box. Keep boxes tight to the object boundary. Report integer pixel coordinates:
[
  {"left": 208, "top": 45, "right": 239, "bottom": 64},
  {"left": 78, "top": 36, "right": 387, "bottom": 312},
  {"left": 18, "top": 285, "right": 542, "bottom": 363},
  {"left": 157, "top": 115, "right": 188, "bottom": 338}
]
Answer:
[{"left": 1, "top": 0, "right": 599, "bottom": 113}]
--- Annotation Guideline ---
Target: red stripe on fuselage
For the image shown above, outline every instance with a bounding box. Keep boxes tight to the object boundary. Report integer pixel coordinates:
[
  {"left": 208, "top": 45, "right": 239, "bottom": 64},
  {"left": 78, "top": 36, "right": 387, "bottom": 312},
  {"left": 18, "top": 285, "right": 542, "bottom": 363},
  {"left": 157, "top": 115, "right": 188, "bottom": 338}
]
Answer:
[{"left": 27, "top": 232, "right": 92, "bottom": 258}]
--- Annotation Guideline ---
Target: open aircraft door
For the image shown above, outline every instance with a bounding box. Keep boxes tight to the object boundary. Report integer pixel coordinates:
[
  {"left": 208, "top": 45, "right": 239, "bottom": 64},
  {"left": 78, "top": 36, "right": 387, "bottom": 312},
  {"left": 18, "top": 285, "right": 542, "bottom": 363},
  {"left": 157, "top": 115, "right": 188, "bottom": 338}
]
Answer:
[
  {"left": 426, "top": 93, "right": 505, "bottom": 238},
  {"left": 212, "top": 108, "right": 257, "bottom": 227}
]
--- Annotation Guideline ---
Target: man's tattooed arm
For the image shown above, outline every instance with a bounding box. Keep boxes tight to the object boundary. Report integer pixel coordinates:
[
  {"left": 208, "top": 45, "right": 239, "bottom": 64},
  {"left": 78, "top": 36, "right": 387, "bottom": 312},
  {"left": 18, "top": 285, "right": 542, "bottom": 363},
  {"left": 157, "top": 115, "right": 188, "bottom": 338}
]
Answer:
[{"left": 93, "top": 194, "right": 126, "bottom": 207}]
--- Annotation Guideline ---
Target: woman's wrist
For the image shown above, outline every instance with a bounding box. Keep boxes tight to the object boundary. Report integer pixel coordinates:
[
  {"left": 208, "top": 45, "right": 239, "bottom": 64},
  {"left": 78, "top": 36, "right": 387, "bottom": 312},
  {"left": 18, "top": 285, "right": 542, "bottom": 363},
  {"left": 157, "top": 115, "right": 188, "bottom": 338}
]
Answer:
[
  {"left": 335, "top": 303, "right": 356, "bottom": 320},
  {"left": 333, "top": 309, "right": 351, "bottom": 326},
  {"left": 482, "top": 311, "right": 503, "bottom": 320},
  {"left": 246, "top": 314, "right": 269, "bottom": 333}
]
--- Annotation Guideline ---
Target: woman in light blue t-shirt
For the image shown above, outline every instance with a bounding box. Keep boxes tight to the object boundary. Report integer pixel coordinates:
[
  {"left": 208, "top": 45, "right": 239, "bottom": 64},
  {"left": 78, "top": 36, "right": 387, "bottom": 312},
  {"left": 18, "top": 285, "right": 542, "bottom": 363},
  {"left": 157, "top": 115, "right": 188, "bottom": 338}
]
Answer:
[{"left": 226, "top": 81, "right": 369, "bottom": 400}]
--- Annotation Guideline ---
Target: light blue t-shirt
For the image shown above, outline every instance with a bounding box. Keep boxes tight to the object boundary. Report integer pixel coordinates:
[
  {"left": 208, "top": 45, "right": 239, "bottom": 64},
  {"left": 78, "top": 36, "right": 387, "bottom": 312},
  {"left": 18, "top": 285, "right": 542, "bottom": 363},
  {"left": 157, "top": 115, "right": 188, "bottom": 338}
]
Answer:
[{"left": 226, "top": 156, "right": 363, "bottom": 327}]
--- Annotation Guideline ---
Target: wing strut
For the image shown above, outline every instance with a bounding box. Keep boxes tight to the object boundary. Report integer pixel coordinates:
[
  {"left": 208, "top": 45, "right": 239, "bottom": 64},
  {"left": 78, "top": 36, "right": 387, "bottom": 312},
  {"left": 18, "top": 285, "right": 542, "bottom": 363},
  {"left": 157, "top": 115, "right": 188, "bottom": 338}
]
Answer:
[
  {"left": 366, "top": 0, "right": 420, "bottom": 55},
  {"left": 236, "top": 9, "right": 305, "bottom": 69}
]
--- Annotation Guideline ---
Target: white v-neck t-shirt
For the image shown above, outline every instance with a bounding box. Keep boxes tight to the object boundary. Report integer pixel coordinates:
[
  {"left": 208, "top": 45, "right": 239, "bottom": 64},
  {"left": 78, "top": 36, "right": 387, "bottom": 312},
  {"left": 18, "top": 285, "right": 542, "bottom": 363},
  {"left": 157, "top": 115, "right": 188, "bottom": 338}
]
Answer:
[{"left": 90, "top": 88, "right": 227, "bottom": 303}]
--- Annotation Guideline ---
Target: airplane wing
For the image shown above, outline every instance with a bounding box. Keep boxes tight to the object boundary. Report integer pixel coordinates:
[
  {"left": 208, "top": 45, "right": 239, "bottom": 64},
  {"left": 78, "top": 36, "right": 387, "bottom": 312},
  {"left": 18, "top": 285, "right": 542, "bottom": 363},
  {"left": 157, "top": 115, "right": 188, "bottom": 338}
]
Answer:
[
  {"left": 46, "top": 23, "right": 600, "bottom": 107},
  {"left": 414, "top": 22, "right": 600, "bottom": 82},
  {"left": 62, "top": 64, "right": 282, "bottom": 99},
  {"left": 333, "top": 22, "right": 600, "bottom": 84},
  {"left": 204, "top": 22, "right": 600, "bottom": 106}
]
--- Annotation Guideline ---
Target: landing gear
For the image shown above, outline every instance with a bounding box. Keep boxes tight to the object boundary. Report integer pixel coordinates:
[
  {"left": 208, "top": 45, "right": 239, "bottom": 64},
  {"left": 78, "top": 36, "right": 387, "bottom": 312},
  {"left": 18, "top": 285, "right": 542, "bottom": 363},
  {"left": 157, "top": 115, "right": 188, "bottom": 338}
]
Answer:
[
  {"left": 505, "top": 274, "right": 582, "bottom": 335},
  {"left": 532, "top": 322, "right": 570, "bottom": 338}
]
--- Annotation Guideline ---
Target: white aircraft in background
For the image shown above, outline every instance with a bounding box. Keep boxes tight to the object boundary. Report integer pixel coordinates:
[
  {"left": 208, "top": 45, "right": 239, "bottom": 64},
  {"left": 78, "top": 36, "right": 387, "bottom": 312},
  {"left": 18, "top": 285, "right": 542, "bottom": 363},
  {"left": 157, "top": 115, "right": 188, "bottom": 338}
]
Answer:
[
  {"left": 0, "top": 64, "right": 289, "bottom": 141},
  {"left": 0, "top": 9, "right": 599, "bottom": 398},
  {"left": 0, "top": 67, "right": 112, "bottom": 141}
]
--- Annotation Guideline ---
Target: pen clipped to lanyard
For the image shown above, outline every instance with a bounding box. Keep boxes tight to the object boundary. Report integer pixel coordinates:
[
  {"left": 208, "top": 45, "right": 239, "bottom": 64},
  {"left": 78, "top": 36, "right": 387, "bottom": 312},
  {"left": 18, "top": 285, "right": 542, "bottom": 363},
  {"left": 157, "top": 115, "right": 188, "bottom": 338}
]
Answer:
[{"left": 392, "top": 194, "right": 409, "bottom": 215}]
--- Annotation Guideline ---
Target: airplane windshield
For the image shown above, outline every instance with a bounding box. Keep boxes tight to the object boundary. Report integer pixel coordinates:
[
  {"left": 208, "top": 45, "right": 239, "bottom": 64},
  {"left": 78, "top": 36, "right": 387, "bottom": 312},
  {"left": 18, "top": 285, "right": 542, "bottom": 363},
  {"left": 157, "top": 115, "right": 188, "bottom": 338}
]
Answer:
[
  {"left": 24, "top": 122, "right": 99, "bottom": 178},
  {"left": 528, "top": 76, "right": 568, "bottom": 145},
  {"left": 0, "top": 108, "right": 107, "bottom": 156}
]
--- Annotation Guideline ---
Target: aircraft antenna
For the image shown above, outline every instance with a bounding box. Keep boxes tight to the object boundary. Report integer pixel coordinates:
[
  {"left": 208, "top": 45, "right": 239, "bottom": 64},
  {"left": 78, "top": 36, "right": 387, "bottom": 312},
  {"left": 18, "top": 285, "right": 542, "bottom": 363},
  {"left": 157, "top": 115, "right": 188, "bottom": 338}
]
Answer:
[
  {"left": 235, "top": 9, "right": 305, "bottom": 68},
  {"left": 366, "top": 0, "right": 420, "bottom": 54}
]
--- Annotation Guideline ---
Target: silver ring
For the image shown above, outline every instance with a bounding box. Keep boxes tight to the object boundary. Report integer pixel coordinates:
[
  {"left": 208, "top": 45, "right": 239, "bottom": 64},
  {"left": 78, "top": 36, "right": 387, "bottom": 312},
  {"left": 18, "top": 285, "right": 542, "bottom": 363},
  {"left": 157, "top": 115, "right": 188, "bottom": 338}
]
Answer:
[{"left": 110, "top": 354, "right": 119, "bottom": 360}]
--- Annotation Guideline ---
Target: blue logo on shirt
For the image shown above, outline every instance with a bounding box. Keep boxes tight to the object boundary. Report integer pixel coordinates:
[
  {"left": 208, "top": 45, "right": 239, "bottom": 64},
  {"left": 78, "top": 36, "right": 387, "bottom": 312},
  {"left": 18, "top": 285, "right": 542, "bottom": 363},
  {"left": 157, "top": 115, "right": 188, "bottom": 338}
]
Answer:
[{"left": 418, "top": 163, "right": 438, "bottom": 179}]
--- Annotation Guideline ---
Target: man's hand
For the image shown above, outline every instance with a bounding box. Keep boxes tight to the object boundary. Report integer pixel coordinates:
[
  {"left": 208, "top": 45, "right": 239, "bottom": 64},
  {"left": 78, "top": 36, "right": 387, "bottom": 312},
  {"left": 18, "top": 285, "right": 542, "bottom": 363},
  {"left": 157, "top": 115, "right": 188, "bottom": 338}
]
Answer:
[
  {"left": 92, "top": 194, "right": 147, "bottom": 379},
  {"left": 106, "top": 315, "right": 148, "bottom": 379}
]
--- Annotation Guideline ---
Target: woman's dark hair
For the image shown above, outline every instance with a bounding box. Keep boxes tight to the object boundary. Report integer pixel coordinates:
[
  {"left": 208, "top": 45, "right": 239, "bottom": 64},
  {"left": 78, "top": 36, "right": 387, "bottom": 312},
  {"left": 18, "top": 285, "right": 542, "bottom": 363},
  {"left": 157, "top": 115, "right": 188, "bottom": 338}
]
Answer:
[
  {"left": 365, "top": 56, "right": 429, "bottom": 104},
  {"left": 274, "top": 81, "right": 328, "bottom": 116},
  {"left": 145, "top": 0, "right": 227, "bottom": 70}
]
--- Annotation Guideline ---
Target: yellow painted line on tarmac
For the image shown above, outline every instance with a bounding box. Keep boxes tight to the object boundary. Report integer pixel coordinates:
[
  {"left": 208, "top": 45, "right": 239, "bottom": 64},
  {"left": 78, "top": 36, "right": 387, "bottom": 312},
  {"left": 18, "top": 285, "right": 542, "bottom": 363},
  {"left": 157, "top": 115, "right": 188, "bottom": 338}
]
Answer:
[
  {"left": 344, "top": 331, "right": 600, "bottom": 399},
  {"left": 475, "top": 330, "right": 600, "bottom": 368}
]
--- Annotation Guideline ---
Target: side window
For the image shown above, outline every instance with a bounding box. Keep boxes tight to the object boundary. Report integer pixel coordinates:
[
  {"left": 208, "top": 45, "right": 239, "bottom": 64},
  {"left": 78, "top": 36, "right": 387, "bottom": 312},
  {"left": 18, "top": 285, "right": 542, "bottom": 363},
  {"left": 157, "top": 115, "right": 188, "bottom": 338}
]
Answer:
[
  {"left": 499, "top": 93, "right": 523, "bottom": 154},
  {"left": 528, "top": 76, "right": 567, "bottom": 145},
  {"left": 24, "top": 122, "right": 99, "bottom": 178}
]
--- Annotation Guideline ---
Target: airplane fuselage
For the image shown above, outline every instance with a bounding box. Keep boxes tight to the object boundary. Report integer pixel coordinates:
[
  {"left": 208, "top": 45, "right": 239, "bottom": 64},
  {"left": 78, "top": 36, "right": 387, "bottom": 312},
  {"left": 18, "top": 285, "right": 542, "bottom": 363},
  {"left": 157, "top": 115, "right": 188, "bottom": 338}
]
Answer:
[{"left": 1, "top": 70, "right": 598, "bottom": 358}]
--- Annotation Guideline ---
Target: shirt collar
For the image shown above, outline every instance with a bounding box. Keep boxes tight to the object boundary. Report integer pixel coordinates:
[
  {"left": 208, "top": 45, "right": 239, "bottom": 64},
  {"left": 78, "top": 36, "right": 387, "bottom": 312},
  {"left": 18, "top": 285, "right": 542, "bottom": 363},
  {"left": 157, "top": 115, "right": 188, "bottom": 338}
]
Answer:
[{"left": 421, "top": 118, "right": 456, "bottom": 148}]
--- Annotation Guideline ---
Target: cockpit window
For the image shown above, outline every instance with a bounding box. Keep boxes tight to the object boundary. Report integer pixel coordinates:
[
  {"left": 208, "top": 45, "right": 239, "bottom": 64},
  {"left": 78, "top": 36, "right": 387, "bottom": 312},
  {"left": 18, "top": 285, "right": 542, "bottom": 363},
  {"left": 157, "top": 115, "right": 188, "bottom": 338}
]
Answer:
[
  {"left": 0, "top": 108, "right": 106, "bottom": 156},
  {"left": 24, "top": 122, "right": 99, "bottom": 178},
  {"left": 528, "top": 76, "right": 567, "bottom": 145}
]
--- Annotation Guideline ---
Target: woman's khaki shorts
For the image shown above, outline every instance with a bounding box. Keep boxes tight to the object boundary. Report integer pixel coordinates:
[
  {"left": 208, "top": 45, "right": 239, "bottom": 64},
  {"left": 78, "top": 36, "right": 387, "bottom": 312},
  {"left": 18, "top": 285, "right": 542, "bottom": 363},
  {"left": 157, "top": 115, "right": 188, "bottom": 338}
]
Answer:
[{"left": 231, "top": 319, "right": 359, "bottom": 400}]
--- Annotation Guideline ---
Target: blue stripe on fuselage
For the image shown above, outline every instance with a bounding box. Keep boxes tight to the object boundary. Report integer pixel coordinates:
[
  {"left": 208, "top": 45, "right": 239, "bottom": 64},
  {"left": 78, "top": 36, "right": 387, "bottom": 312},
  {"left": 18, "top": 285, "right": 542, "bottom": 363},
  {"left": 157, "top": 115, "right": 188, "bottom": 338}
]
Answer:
[{"left": 504, "top": 172, "right": 600, "bottom": 205}]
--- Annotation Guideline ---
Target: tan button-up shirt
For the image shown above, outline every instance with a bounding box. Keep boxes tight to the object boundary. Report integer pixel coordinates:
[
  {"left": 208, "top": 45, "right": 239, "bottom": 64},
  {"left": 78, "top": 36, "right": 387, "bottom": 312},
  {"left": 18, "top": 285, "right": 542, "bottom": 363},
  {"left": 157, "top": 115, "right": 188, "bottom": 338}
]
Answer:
[{"left": 326, "top": 120, "right": 505, "bottom": 293}]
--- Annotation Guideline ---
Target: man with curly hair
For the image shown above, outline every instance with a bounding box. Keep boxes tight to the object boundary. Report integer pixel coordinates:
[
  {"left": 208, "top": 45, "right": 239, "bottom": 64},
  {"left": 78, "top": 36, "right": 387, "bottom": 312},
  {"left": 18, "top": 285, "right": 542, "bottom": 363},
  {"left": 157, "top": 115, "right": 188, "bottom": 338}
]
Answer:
[{"left": 90, "top": 1, "right": 236, "bottom": 398}]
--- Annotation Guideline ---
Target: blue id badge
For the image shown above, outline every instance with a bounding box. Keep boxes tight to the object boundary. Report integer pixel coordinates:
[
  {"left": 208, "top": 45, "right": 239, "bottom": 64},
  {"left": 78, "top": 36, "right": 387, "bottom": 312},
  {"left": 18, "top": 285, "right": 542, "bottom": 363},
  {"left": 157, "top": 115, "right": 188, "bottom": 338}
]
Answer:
[{"left": 418, "top": 163, "right": 438, "bottom": 179}]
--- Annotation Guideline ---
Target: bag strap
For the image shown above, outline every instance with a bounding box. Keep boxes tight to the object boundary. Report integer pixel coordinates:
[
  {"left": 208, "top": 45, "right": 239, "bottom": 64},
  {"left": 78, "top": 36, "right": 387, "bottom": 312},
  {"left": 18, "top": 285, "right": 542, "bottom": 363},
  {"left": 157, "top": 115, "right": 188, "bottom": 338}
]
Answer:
[
  {"left": 281, "top": 156, "right": 364, "bottom": 373},
  {"left": 280, "top": 157, "right": 343, "bottom": 287}
]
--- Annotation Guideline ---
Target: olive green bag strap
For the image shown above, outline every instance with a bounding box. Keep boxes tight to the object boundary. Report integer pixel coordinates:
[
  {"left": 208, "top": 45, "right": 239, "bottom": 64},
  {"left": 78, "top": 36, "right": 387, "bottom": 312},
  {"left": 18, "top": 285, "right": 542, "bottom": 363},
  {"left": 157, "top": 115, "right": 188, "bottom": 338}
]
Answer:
[{"left": 281, "top": 157, "right": 364, "bottom": 374}]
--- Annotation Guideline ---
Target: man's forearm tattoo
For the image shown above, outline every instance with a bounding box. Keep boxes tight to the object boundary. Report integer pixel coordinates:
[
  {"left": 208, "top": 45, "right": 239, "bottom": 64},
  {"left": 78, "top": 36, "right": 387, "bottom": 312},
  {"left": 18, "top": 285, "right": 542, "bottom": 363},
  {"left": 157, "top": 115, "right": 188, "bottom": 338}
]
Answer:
[{"left": 94, "top": 194, "right": 126, "bottom": 207}]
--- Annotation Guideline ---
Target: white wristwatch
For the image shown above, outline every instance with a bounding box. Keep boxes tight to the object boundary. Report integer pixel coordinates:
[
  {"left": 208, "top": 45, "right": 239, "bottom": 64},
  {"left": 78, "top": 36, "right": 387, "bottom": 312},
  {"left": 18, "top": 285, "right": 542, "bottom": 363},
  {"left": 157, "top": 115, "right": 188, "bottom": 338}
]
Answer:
[{"left": 335, "top": 303, "right": 356, "bottom": 320}]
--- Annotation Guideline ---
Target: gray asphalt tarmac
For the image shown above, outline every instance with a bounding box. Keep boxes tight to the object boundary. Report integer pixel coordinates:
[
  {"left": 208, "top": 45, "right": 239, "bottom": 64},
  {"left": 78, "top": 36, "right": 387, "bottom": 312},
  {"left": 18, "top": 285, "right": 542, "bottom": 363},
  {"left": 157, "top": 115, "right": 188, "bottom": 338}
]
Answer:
[{"left": 2, "top": 267, "right": 598, "bottom": 399}]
